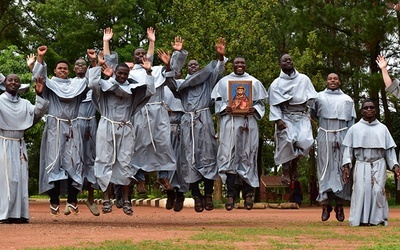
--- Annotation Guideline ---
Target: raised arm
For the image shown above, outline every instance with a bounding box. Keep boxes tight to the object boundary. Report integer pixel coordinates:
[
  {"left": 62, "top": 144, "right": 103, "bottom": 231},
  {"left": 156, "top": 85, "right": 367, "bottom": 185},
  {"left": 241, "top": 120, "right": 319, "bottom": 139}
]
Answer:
[
  {"left": 141, "top": 56, "right": 153, "bottom": 76},
  {"left": 103, "top": 27, "right": 113, "bottom": 56},
  {"left": 216, "top": 37, "right": 226, "bottom": 62},
  {"left": 158, "top": 49, "right": 171, "bottom": 71},
  {"left": 36, "top": 45, "right": 47, "bottom": 65},
  {"left": 26, "top": 53, "right": 36, "bottom": 71},
  {"left": 87, "top": 49, "right": 97, "bottom": 67},
  {"left": 147, "top": 27, "right": 155, "bottom": 57},
  {"left": 376, "top": 55, "right": 393, "bottom": 88}
]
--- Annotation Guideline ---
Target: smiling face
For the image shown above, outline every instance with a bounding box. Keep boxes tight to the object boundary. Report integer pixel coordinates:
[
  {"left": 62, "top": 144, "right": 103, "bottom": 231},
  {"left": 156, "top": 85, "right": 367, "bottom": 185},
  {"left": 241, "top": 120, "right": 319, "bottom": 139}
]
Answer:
[
  {"left": 4, "top": 74, "right": 21, "bottom": 96},
  {"left": 187, "top": 60, "right": 200, "bottom": 75},
  {"left": 74, "top": 58, "right": 87, "bottom": 77},
  {"left": 361, "top": 101, "right": 376, "bottom": 122},
  {"left": 54, "top": 62, "right": 70, "bottom": 79},
  {"left": 233, "top": 57, "right": 246, "bottom": 75},
  {"left": 326, "top": 73, "right": 341, "bottom": 90}
]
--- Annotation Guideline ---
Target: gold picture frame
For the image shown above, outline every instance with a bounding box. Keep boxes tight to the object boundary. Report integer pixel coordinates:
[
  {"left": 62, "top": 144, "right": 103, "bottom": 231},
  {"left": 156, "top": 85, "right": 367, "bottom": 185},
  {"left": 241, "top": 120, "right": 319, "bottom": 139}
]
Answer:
[{"left": 228, "top": 80, "right": 252, "bottom": 114}]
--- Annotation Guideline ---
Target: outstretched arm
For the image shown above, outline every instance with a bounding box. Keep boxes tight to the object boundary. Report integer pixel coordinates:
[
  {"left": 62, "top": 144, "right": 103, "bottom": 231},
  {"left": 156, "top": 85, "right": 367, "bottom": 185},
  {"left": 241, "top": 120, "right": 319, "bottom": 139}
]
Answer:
[
  {"left": 376, "top": 55, "right": 393, "bottom": 88},
  {"left": 216, "top": 37, "right": 226, "bottom": 61},
  {"left": 147, "top": 27, "right": 155, "bottom": 57},
  {"left": 171, "top": 36, "right": 184, "bottom": 52},
  {"left": 36, "top": 46, "right": 47, "bottom": 64},
  {"left": 103, "top": 27, "right": 113, "bottom": 56},
  {"left": 158, "top": 49, "right": 171, "bottom": 71},
  {"left": 141, "top": 56, "right": 153, "bottom": 75},
  {"left": 26, "top": 53, "right": 36, "bottom": 71},
  {"left": 87, "top": 49, "right": 97, "bottom": 67}
]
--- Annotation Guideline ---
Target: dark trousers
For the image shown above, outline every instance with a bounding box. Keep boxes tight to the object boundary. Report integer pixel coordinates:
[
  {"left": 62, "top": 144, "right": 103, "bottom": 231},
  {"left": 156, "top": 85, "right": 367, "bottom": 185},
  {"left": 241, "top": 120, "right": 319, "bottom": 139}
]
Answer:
[
  {"left": 190, "top": 178, "right": 214, "bottom": 197},
  {"left": 47, "top": 178, "right": 80, "bottom": 205},
  {"left": 226, "top": 173, "right": 254, "bottom": 199}
]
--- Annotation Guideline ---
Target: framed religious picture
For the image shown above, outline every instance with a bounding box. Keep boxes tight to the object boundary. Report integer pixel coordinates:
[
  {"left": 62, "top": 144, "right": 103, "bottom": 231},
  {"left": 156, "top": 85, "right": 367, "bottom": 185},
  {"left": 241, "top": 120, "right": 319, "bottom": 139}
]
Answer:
[{"left": 228, "top": 80, "right": 252, "bottom": 114}]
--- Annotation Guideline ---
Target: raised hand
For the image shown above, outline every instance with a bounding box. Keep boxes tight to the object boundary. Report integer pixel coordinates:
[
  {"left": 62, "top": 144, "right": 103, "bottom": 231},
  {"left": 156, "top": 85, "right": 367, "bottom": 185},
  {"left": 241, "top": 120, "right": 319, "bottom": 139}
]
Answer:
[
  {"left": 37, "top": 46, "right": 48, "bottom": 57},
  {"left": 141, "top": 56, "right": 152, "bottom": 71},
  {"left": 34, "top": 75, "right": 44, "bottom": 96},
  {"left": 147, "top": 27, "right": 156, "bottom": 43},
  {"left": 216, "top": 37, "right": 226, "bottom": 56},
  {"left": 157, "top": 49, "right": 171, "bottom": 65},
  {"left": 171, "top": 36, "right": 184, "bottom": 51},
  {"left": 125, "top": 62, "right": 134, "bottom": 70},
  {"left": 26, "top": 53, "right": 36, "bottom": 71},
  {"left": 376, "top": 55, "right": 388, "bottom": 70},
  {"left": 102, "top": 65, "right": 114, "bottom": 78},
  {"left": 103, "top": 27, "right": 113, "bottom": 41},
  {"left": 87, "top": 49, "right": 97, "bottom": 61},
  {"left": 97, "top": 51, "right": 106, "bottom": 67}
]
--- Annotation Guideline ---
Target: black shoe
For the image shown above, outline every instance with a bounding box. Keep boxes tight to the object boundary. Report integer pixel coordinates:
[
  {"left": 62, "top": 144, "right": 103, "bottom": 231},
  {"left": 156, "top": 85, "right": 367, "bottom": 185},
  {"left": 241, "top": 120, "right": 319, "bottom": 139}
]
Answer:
[
  {"left": 174, "top": 192, "right": 185, "bottom": 212},
  {"left": 334, "top": 205, "right": 345, "bottom": 222},
  {"left": 321, "top": 204, "right": 333, "bottom": 221},
  {"left": 166, "top": 190, "right": 176, "bottom": 210},
  {"left": 193, "top": 196, "right": 204, "bottom": 213}
]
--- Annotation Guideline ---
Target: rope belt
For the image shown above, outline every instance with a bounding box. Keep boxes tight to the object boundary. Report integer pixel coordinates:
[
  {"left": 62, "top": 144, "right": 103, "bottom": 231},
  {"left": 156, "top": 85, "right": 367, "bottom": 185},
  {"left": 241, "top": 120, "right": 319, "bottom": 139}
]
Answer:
[
  {"left": 45, "top": 115, "right": 78, "bottom": 174},
  {"left": 318, "top": 127, "right": 348, "bottom": 181},
  {"left": 144, "top": 102, "right": 163, "bottom": 152},
  {"left": 76, "top": 116, "right": 95, "bottom": 121},
  {"left": 0, "top": 135, "right": 24, "bottom": 200},
  {"left": 186, "top": 107, "right": 209, "bottom": 164},
  {"left": 101, "top": 116, "right": 132, "bottom": 166},
  {"left": 358, "top": 158, "right": 385, "bottom": 190}
]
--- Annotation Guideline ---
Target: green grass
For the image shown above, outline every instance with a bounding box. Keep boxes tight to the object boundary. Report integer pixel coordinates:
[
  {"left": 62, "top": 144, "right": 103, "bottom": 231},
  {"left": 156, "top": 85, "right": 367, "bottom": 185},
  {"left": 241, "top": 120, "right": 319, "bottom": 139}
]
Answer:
[{"left": 27, "top": 222, "right": 400, "bottom": 250}]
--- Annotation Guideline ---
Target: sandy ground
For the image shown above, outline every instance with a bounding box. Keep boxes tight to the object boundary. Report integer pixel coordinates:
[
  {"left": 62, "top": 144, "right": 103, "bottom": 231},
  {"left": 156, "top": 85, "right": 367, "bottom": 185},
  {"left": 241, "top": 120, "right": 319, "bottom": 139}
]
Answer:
[{"left": 1, "top": 200, "right": 400, "bottom": 249}]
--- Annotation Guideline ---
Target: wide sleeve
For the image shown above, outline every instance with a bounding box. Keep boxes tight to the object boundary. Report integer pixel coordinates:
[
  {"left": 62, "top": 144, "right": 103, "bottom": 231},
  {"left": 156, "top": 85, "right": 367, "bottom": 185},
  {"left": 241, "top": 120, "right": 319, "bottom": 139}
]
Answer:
[
  {"left": 178, "top": 60, "right": 221, "bottom": 90},
  {"left": 253, "top": 99, "right": 265, "bottom": 120},
  {"left": 385, "top": 147, "right": 399, "bottom": 170},
  {"left": 88, "top": 67, "right": 102, "bottom": 97},
  {"left": 341, "top": 145, "right": 353, "bottom": 169},
  {"left": 33, "top": 95, "right": 50, "bottom": 124},
  {"left": 170, "top": 50, "right": 188, "bottom": 75},
  {"left": 208, "top": 57, "right": 228, "bottom": 89},
  {"left": 386, "top": 79, "right": 400, "bottom": 99},
  {"left": 269, "top": 104, "right": 283, "bottom": 122},
  {"left": 32, "top": 60, "right": 48, "bottom": 81}
]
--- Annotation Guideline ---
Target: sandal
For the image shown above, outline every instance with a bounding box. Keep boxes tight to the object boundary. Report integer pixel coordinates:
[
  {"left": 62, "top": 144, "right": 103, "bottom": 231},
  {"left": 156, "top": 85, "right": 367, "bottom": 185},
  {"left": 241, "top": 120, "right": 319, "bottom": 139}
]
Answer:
[
  {"left": 50, "top": 204, "right": 60, "bottom": 217},
  {"left": 64, "top": 202, "right": 80, "bottom": 215},
  {"left": 204, "top": 194, "right": 214, "bottom": 211},
  {"left": 225, "top": 196, "right": 234, "bottom": 211},
  {"left": 85, "top": 200, "right": 100, "bottom": 216},
  {"left": 102, "top": 200, "right": 113, "bottom": 214},
  {"left": 122, "top": 200, "right": 133, "bottom": 216},
  {"left": 244, "top": 194, "right": 254, "bottom": 210}
]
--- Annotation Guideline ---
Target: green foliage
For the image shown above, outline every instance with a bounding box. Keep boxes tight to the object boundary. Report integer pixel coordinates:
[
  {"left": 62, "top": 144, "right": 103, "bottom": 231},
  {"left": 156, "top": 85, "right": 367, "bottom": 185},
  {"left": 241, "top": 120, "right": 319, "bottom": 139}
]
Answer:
[{"left": 2, "top": 0, "right": 400, "bottom": 196}]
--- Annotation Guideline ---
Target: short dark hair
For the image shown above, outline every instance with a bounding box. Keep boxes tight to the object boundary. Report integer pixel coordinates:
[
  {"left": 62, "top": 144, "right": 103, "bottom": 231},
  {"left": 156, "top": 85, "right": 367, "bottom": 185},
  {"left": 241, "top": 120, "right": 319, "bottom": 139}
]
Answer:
[
  {"left": 278, "top": 53, "right": 290, "bottom": 63},
  {"left": 115, "top": 63, "right": 130, "bottom": 71},
  {"left": 361, "top": 98, "right": 374, "bottom": 108},
  {"left": 54, "top": 60, "right": 70, "bottom": 70}
]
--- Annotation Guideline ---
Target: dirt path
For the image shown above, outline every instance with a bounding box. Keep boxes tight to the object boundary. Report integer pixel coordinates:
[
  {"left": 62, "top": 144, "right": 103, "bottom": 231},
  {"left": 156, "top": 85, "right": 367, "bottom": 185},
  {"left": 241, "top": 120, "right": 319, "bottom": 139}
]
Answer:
[{"left": 1, "top": 200, "right": 400, "bottom": 249}]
